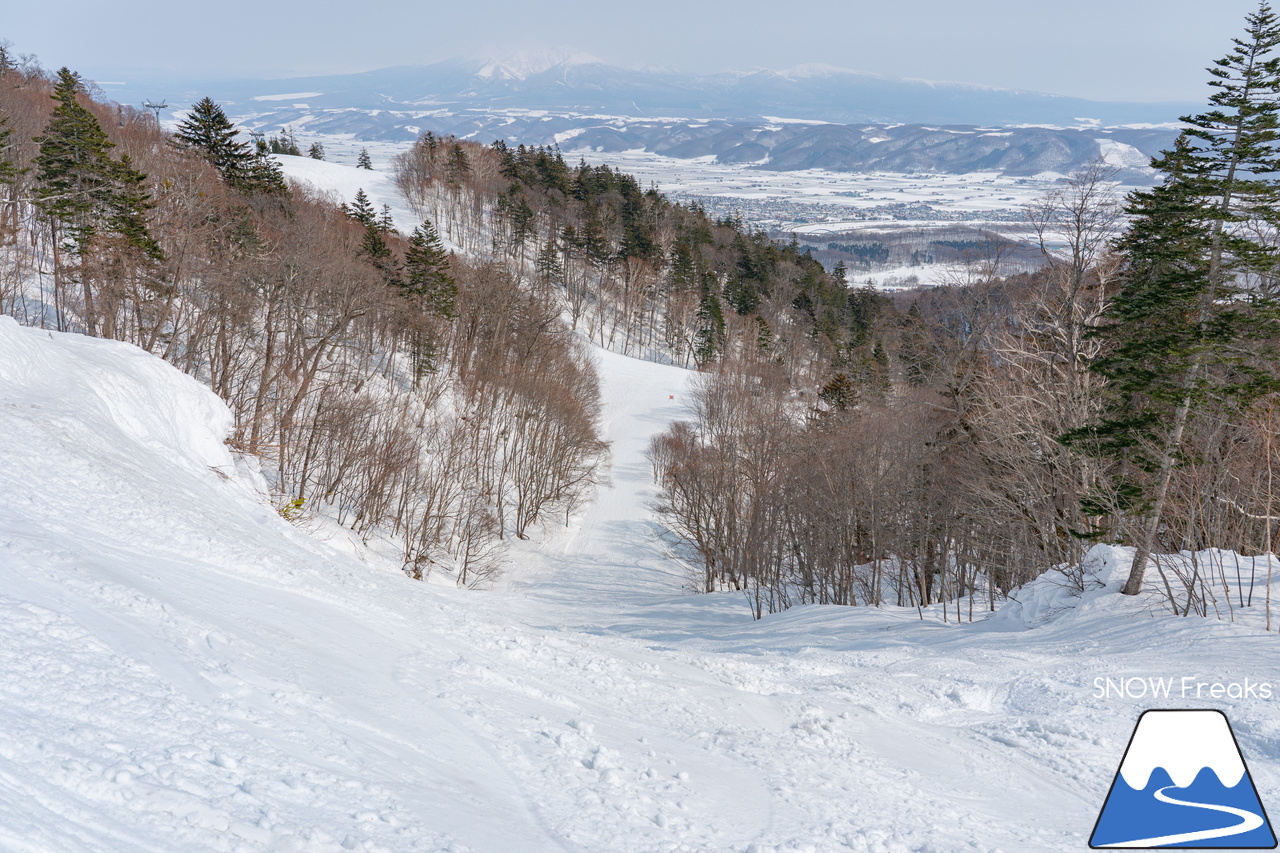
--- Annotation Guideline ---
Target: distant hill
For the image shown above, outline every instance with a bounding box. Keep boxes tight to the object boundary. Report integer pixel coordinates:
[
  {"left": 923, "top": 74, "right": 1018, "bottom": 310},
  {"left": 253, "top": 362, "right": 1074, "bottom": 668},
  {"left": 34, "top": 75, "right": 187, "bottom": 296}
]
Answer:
[{"left": 99, "top": 51, "right": 1191, "bottom": 178}]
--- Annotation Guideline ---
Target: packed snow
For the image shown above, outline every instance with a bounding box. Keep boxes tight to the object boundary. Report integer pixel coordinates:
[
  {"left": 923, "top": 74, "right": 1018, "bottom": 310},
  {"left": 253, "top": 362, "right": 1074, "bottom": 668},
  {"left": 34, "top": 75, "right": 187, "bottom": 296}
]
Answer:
[
  {"left": 5, "top": 305, "right": 1280, "bottom": 852},
  {"left": 1, "top": 156, "right": 1275, "bottom": 852},
  {"left": 275, "top": 155, "right": 421, "bottom": 236}
]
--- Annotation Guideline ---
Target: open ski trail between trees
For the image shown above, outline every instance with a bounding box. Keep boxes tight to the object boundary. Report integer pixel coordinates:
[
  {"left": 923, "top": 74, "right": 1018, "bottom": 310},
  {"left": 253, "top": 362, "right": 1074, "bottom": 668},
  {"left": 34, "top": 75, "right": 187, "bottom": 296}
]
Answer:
[{"left": 3, "top": 302, "right": 1280, "bottom": 851}]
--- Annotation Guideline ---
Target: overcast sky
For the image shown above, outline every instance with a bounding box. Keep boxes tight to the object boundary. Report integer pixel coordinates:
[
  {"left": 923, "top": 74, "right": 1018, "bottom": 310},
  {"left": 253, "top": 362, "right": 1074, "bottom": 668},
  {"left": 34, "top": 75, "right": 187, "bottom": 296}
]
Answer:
[{"left": 3, "top": 0, "right": 1263, "bottom": 103}]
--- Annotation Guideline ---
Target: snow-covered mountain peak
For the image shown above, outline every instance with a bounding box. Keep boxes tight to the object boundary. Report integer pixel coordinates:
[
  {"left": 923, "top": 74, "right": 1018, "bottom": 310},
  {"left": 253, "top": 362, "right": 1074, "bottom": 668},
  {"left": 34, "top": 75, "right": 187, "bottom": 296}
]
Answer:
[
  {"left": 777, "top": 62, "right": 879, "bottom": 80},
  {"left": 472, "top": 47, "right": 605, "bottom": 80}
]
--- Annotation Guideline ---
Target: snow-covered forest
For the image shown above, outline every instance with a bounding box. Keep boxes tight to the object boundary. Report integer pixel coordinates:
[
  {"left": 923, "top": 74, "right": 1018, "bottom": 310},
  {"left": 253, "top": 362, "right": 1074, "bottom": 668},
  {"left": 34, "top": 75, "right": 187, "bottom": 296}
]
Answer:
[{"left": 4, "top": 4, "right": 1280, "bottom": 850}]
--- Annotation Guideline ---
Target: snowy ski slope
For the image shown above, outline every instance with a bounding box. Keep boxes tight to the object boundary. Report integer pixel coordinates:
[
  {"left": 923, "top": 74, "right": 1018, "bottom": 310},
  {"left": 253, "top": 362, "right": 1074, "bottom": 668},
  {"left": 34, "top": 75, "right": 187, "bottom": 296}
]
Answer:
[{"left": 2, "top": 161, "right": 1280, "bottom": 853}]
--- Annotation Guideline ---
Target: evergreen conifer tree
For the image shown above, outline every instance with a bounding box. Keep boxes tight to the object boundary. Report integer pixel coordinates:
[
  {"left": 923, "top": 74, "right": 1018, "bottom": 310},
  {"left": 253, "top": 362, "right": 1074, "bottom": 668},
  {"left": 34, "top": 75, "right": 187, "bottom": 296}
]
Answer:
[
  {"left": 174, "top": 97, "right": 246, "bottom": 178},
  {"left": 403, "top": 219, "right": 456, "bottom": 318},
  {"left": 535, "top": 239, "right": 564, "bottom": 285},
  {"left": 819, "top": 372, "right": 858, "bottom": 413},
  {"left": 174, "top": 98, "right": 284, "bottom": 194},
  {"left": 755, "top": 315, "right": 773, "bottom": 352},
  {"left": 345, "top": 188, "right": 376, "bottom": 226},
  {"left": 357, "top": 148, "right": 373, "bottom": 170},
  {"left": 1066, "top": 2, "right": 1280, "bottom": 596},
  {"left": 0, "top": 112, "right": 18, "bottom": 189},
  {"left": 34, "top": 68, "right": 163, "bottom": 332},
  {"left": 103, "top": 154, "right": 163, "bottom": 260},
  {"left": 308, "top": 141, "right": 325, "bottom": 160},
  {"left": 34, "top": 68, "right": 118, "bottom": 248},
  {"left": 694, "top": 279, "right": 726, "bottom": 364}
]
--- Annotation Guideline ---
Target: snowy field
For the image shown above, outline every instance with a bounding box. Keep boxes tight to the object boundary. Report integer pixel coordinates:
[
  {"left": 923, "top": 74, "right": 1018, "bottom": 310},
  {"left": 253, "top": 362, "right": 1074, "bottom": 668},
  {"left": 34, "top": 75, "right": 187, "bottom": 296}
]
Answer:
[
  {"left": 277, "top": 132, "right": 1071, "bottom": 228},
  {"left": 4, "top": 306, "right": 1280, "bottom": 852},
  {"left": 260, "top": 133, "right": 1143, "bottom": 288}
]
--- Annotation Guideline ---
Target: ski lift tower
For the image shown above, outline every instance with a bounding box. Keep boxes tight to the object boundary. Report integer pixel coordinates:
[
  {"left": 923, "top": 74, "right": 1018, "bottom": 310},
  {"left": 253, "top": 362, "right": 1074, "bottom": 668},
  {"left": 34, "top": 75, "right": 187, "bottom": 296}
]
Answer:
[{"left": 142, "top": 99, "right": 168, "bottom": 126}]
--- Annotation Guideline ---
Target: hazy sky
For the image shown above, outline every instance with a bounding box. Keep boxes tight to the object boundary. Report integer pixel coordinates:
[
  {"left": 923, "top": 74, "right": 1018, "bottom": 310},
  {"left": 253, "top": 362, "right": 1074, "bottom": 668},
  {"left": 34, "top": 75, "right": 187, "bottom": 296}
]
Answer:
[{"left": 4, "top": 0, "right": 1264, "bottom": 102}]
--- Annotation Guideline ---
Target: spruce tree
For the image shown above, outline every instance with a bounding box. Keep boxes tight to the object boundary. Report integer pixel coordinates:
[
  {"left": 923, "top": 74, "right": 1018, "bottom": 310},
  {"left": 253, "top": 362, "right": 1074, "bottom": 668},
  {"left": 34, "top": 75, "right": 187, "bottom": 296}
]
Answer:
[
  {"left": 819, "top": 372, "right": 857, "bottom": 412},
  {"left": 1067, "top": 2, "right": 1280, "bottom": 596},
  {"left": 308, "top": 141, "right": 325, "bottom": 160},
  {"left": 357, "top": 148, "right": 373, "bottom": 170},
  {"left": 403, "top": 219, "right": 456, "bottom": 318},
  {"left": 345, "top": 188, "right": 376, "bottom": 226},
  {"left": 343, "top": 190, "right": 398, "bottom": 283},
  {"left": 0, "top": 112, "right": 18, "bottom": 189},
  {"left": 33, "top": 68, "right": 117, "bottom": 248},
  {"left": 174, "top": 97, "right": 246, "bottom": 178},
  {"left": 535, "top": 238, "right": 564, "bottom": 285},
  {"left": 0, "top": 112, "right": 19, "bottom": 238},
  {"left": 755, "top": 315, "right": 773, "bottom": 352},
  {"left": 103, "top": 154, "right": 163, "bottom": 260},
  {"left": 174, "top": 97, "right": 284, "bottom": 194},
  {"left": 694, "top": 278, "right": 726, "bottom": 364},
  {"left": 33, "top": 68, "right": 163, "bottom": 334}
]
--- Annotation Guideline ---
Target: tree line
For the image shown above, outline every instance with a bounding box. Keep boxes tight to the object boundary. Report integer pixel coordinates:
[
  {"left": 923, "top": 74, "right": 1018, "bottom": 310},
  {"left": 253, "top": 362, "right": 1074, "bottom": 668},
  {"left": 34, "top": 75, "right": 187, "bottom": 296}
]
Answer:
[
  {"left": 650, "top": 3, "right": 1280, "bottom": 621},
  {"left": 0, "top": 60, "right": 605, "bottom": 585}
]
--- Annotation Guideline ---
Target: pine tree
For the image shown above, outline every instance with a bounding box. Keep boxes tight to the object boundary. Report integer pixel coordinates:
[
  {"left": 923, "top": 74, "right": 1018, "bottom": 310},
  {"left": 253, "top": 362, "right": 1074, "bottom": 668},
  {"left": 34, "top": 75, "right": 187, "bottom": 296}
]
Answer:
[
  {"left": 308, "top": 141, "right": 325, "bottom": 160},
  {"left": 33, "top": 68, "right": 163, "bottom": 333},
  {"left": 174, "top": 97, "right": 284, "bottom": 194},
  {"left": 0, "top": 111, "right": 19, "bottom": 189},
  {"left": 345, "top": 188, "right": 376, "bottom": 226},
  {"left": 103, "top": 154, "right": 163, "bottom": 260},
  {"left": 357, "top": 148, "right": 373, "bottom": 170},
  {"left": 403, "top": 219, "right": 456, "bottom": 318},
  {"left": 33, "top": 68, "right": 118, "bottom": 248},
  {"left": 1067, "top": 3, "right": 1280, "bottom": 596},
  {"left": 694, "top": 278, "right": 726, "bottom": 364}
]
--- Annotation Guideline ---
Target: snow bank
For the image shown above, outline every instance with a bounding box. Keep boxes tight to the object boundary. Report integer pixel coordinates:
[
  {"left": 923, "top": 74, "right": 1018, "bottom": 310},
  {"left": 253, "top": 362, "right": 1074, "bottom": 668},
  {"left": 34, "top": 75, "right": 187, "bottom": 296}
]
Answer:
[
  {"left": 3, "top": 319, "right": 1280, "bottom": 852},
  {"left": 275, "top": 154, "right": 420, "bottom": 236},
  {"left": 0, "top": 316, "right": 236, "bottom": 480}
]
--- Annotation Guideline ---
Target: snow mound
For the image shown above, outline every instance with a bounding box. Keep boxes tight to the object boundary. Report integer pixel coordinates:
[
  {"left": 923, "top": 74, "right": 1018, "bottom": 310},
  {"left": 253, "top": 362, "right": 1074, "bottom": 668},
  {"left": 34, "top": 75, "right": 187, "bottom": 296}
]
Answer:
[
  {"left": 3, "top": 316, "right": 1279, "bottom": 852},
  {"left": 0, "top": 316, "right": 238, "bottom": 482},
  {"left": 984, "top": 544, "right": 1133, "bottom": 629}
]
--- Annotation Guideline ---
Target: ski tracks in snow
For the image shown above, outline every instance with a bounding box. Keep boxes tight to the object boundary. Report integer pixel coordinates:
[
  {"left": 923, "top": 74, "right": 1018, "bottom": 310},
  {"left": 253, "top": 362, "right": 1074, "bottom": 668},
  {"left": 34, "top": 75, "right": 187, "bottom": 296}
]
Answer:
[{"left": 4, "top": 321, "right": 1280, "bottom": 852}]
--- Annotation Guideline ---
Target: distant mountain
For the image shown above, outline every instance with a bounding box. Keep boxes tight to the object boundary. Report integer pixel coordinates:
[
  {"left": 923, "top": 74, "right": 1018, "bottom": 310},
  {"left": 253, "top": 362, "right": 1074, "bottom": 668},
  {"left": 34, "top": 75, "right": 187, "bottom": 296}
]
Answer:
[
  {"left": 106, "top": 52, "right": 1195, "bottom": 126},
  {"left": 98, "top": 53, "right": 1193, "bottom": 177}
]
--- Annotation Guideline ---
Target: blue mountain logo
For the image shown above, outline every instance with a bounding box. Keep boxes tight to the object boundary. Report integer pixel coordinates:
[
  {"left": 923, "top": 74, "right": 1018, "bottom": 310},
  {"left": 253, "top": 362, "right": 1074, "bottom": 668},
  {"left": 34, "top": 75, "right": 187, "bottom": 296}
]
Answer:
[{"left": 1091, "top": 709, "right": 1277, "bottom": 848}]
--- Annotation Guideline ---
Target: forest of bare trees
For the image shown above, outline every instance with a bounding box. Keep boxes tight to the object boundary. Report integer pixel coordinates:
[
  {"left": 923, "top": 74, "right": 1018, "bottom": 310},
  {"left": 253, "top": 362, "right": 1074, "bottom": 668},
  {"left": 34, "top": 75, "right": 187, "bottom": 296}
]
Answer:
[
  {"left": 0, "top": 50, "right": 861, "bottom": 587},
  {"left": 649, "top": 153, "right": 1280, "bottom": 619},
  {"left": 0, "top": 60, "right": 607, "bottom": 585},
  {"left": 6, "top": 6, "right": 1280, "bottom": 619}
]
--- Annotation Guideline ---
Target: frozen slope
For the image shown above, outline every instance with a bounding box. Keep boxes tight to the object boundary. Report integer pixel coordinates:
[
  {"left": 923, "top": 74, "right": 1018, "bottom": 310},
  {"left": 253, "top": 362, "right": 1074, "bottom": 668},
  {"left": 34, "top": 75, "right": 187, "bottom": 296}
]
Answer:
[
  {"left": 501, "top": 346, "right": 697, "bottom": 606},
  {"left": 4, "top": 315, "right": 1280, "bottom": 852}
]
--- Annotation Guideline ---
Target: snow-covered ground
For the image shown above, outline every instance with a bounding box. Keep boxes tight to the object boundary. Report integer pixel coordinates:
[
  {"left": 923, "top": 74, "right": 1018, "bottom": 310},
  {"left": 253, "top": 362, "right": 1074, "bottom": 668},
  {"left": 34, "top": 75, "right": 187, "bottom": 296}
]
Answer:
[
  {"left": 275, "top": 154, "right": 421, "bottom": 236},
  {"left": 269, "top": 135, "right": 1140, "bottom": 288},
  {"left": 5, "top": 307, "right": 1280, "bottom": 852}
]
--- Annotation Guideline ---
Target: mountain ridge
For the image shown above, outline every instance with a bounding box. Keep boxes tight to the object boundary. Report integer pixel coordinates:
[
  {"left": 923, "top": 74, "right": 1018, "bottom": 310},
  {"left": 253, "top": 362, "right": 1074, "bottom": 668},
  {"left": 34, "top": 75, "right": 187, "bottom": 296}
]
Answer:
[{"left": 101, "top": 53, "right": 1197, "bottom": 128}]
